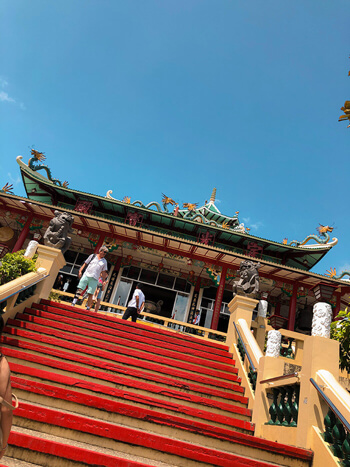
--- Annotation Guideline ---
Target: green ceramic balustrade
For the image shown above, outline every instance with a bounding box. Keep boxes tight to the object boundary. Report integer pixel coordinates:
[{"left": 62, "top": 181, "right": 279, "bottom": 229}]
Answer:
[
  {"left": 324, "top": 408, "right": 350, "bottom": 465},
  {"left": 248, "top": 366, "right": 257, "bottom": 391},
  {"left": 237, "top": 336, "right": 246, "bottom": 361},
  {"left": 15, "top": 284, "right": 37, "bottom": 306},
  {"left": 279, "top": 338, "right": 295, "bottom": 359},
  {"left": 266, "top": 384, "right": 299, "bottom": 427}
]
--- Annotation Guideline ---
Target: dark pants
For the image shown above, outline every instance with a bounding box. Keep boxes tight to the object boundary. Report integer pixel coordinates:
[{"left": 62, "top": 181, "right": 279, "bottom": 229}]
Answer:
[{"left": 122, "top": 306, "right": 138, "bottom": 322}]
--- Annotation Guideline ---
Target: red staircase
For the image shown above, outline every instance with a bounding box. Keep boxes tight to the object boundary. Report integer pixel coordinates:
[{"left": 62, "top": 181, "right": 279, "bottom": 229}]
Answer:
[{"left": 0, "top": 299, "right": 313, "bottom": 466}]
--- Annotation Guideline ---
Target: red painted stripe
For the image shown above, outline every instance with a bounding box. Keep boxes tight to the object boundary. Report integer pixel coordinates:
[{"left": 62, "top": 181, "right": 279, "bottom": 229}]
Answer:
[
  {"left": 9, "top": 362, "right": 251, "bottom": 429},
  {"left": 3, "top": 337, "right": 246, "bottom": 401},
  {"left": 2, "top": 328, "right": 240, "bottom": 389},
  {"left": 26, "top": 305, "right": 233, "bottom": 363},
  {"left": 12, "top": 376, "right": 255, "bottom": 435},
  {"left": 5, "top": 321, "right": 237, "bottom": 381},
  {"left": 34, "top": 302, "right": 231, "bottom": 358},
  {"left": 16, "top": 311, "right": 234, "bottom": 373},
  {"left": 8, "top": 431, "right": 152, "bottom": 467},
  {"left": 4, "top": 347, "right": 250, "bottom": 416},
  {"left": 15, "top": 402, "right": 310, "bottom": 466},
  {"left": 40, "top": 299, "right": 228, "bottom": 351}
]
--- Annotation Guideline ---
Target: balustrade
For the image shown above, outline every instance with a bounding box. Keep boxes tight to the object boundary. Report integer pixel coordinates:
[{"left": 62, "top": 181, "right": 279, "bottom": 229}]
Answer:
[{"left": 266, "top": 384, "right": 299, "bottom": 427}]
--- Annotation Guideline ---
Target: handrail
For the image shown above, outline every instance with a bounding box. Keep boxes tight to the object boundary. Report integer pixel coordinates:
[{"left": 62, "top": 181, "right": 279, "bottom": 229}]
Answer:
[
  {"left": 260, "top": 372, "right": 299, "bottom": 385},
  {"left": 0, "top": 270, "right": 48, "bottom": 303},
  {"left": 233, "top": 321, "right": 256, "bottom": 372},
  {"left": 310, "top": 377, "right": 350, "bottom": 433}
]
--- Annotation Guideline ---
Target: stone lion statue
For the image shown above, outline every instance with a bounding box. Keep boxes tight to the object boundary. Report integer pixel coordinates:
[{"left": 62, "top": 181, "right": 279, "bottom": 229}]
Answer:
[
  {"left": 232, "top": 260, "right": 261, "bottom": 298},
  {"left": 44, "top": 211, "right": 74, "bottom": 254}
]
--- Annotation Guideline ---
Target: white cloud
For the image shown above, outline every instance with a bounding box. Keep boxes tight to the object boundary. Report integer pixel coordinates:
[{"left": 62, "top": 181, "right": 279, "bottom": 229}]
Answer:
[
  {"left": 241, "top": 217, "right": 263, "bottom": 230},
  {"left": 0, "top": 78, "right": 8, "bottom": 88},
  {"left": 250, "top": 221, "right": 264, "bottom": 230},
  {"left": 0, "top": 91, "right": 15, "bottom": 103},
  {"left": 0, "top": 77, "right": 25, "bottom": 110},
  {"left": 7, "top": 172, "right": 21, "bottom": 186}
]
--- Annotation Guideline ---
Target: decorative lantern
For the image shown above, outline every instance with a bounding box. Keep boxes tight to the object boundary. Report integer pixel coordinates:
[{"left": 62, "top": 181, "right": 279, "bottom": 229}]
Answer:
[
  {"left": 311, "top": 282, "right": 338, "bottom": 303},
  {"left": 269, "top": 314, "right": 289, "bottom": 330}
]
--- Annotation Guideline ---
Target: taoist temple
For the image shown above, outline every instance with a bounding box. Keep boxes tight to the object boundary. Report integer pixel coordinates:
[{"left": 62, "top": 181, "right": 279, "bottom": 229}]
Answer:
[{"left": 1, "top": 150, "right": 350, "bottom": 333}]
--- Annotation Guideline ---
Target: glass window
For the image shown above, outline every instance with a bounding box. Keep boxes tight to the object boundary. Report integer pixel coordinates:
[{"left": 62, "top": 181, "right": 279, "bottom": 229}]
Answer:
[
  {"left": 126, "top": 266, "right": 141, "bottom": 280},
  {"left": 121, "top": 267, "right": 130, "bottom": 278},
  {"left": 157, "top": 273, "right": 175, "bottom": 289},
  {"left": 139, "top": 269, "right": 158, "bottom": 284},
  {"left": 174, "top": 278, "right": 187, "bottom": 292},
  {"left": 64, "top": 250, "right": 76, "bottom": 263}
]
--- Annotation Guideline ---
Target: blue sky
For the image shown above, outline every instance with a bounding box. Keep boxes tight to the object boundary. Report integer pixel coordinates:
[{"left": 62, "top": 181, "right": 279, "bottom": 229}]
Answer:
[{"left": 1, "top": 1, "right": 349, "bottom": 276}]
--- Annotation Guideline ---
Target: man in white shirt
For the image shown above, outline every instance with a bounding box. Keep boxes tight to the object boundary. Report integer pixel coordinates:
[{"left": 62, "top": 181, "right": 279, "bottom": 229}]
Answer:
[
  {"left": 72, "top": 246, "right": 108, "bottom": 310},
  {"left": 122, "top": 284, "right": 145, "bottom": 322}
]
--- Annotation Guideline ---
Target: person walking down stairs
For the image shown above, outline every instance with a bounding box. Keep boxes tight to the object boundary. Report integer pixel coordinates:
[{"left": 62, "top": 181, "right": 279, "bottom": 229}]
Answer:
[
  {"left": 122, "top": 283, "right": 145, "bottom": 322},
  {"left": 72, "top": 246, "right": 108, "bottom": 311}
]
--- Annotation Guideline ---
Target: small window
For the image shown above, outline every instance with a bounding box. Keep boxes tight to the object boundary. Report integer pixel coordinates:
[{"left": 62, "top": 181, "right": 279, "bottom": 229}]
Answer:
[
  {"left": 140, "top": 269, "right": 158, "bottom": 284},
  {"left": 121, "top": 267, "right": 130, "bottom": 278},
  {"left": 127, "top": 266, "right": 141, "bottom": 280},
  {"left": 157, "top": 273, "right": 175, "bottom": 289},
  {"left": 64, "top": 250, "right": 76, "bottom": 263}
]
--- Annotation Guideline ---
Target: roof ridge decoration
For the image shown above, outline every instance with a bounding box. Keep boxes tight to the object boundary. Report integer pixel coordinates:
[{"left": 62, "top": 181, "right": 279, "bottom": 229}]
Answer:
[
  {"left": 286, "top": 225, "right": 337, "bottom": 247},
  {"left": 107, "top": 188, "right": 246, "bottom": 233},
  {"left": 326, "top": 267, "right": 350, "bottom": 281},
  {"left": 26, "top": 149, "right": 69, "bottom": 188}
]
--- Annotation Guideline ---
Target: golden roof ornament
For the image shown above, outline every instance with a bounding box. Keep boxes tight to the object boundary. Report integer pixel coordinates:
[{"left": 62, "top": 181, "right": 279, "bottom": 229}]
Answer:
[{"left": 210, "top": 188, "right": 217, "bottom": 204}]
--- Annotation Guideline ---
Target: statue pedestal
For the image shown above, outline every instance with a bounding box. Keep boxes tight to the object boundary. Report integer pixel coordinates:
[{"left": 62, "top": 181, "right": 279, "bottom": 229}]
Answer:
[
  {"left": 36, "top": 246, "right": 66, "bottom": 299},
  {"left": 226, "top": 295, "right": 258, "bottom": 351}
]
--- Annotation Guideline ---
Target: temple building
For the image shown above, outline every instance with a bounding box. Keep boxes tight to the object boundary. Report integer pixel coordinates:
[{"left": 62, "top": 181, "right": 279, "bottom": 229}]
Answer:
[{"left": 1, "top": 150, "right": 350, "bottom": 333}]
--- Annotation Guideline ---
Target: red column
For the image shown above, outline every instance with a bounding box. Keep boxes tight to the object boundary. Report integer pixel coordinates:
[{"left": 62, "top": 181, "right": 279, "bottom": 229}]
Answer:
[
  {"left": 334, "top": 293, "right": 341, "bottom": 320},
  {"left": 12, "top": 214, "right": 34, "bottom": 252},
  {"left": 288, "top": 283, "right": 298, "bottom": 331},
  {"left": 94, "top": 234, "right": 106, "bottom": 253},
  {"left": 211, "top": 265, "right": 227, "bottom": 330}
]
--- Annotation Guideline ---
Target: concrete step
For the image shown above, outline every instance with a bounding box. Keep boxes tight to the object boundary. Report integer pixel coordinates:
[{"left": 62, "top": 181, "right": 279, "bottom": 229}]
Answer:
[
  {"left": 10, "top": 366, "right": 252, "bottom": 431},
  {"left": 7, "top": 426, "right": 172, "bottom": 466},
  {"left": 40, "top": 299, "right": 228, "bottom": 354},
  {"left": 6, "top": 317, "right": 237, "bottom": 382},
  {"left": 12, "top": 400, "right": 312, "bottom": 467},
  {"left": 2, "top": 336, "right": 246, "bottom": 404}
]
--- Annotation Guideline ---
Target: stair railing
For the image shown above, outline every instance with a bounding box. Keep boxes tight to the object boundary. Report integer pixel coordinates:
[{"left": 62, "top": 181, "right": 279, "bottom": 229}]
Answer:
[
  {"left": 310, "top": 370, "right": 350, "bottom": 465},
  {"left": 0, "top": 269, "right": 48, "bottom": 321},
  {"left": 0, "top": 245, "right": 66, "bottom": 322}
]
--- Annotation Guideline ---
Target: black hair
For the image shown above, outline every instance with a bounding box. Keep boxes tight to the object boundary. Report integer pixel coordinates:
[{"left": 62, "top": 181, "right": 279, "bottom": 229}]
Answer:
[{"left": 136, "top": 283, "right": 142, "bottom": 290}]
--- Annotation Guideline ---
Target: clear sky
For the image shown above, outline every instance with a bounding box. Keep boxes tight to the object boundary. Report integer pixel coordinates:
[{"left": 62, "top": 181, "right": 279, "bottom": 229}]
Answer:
[{"left": 1, "top": 1, "right": 349, "bottom": 276}]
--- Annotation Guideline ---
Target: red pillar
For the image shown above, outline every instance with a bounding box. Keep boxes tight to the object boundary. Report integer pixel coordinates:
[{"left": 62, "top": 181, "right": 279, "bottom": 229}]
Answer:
[
  {"left": 288, "top": 283, "right": 298, "bottom": 331},
  {"left": 334, "top": 293, "right": 341, "bottom": 320},
  {"left": 12, "top": 214, "right": 34, "bottom": 252},
  {"left": 94, "top": 234, "right": 106, "bottom": 253},
  {"left": 210, "top": 265, "right": 227, "bottom": 330}
]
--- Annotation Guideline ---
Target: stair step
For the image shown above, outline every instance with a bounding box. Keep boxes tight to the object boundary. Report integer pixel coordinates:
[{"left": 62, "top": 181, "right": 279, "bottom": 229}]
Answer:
[
  {"left": 32, "top": 303, "right": 232, "bottom": 360},
  {"left": 13, "top": 401, "right": 311, "bottom": 466},
  {"left": 8, "top": 427, "right": 171, "bottom": 466},
  {"left": 5, "top": 319, "right": 237, "bottom": 380},
  {"left": 3, "top": 301, "right": 313, "bottom": 466},
  {"left": 10, "top": 364, "right": 251, "bottom": 430},
  {"left": 2, "top": 337, "right": 246, "bottom": 403},
  {"left": 40, "top": 299, "right": 227, "bottom": 352},
  {"left": 12, "top": 375, "right": 255, "bottom": 438}
]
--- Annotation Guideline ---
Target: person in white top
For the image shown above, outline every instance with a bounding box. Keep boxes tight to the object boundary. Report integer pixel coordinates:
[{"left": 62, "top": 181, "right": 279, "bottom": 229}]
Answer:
[
  {"left": 122, "top": 284, "right": 145, "bottom": 322},
  {"left": 72, "top": 246, "right": 108, "bottom": 310}
]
